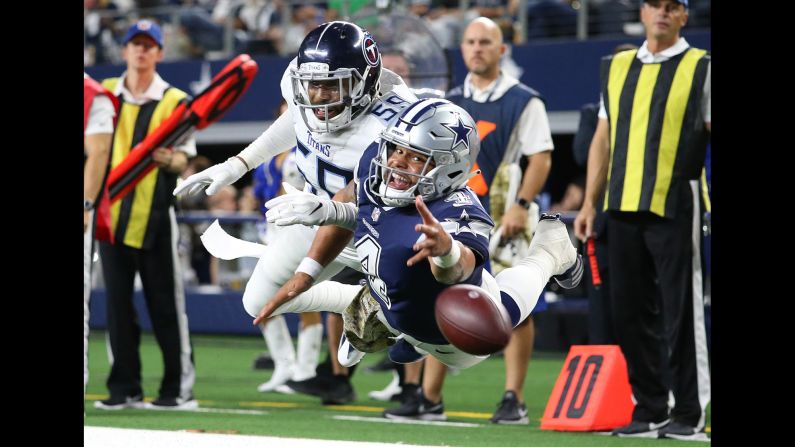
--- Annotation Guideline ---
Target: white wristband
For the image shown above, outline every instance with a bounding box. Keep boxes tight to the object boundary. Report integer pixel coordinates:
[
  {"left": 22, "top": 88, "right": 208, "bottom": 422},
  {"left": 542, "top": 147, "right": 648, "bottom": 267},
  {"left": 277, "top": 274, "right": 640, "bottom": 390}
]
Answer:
[
  {"left": 431, "top": 240, "right": 461, "bottom": 268},
  {"left": 296, "top": 257, "right": 324, "bottom": 279}
]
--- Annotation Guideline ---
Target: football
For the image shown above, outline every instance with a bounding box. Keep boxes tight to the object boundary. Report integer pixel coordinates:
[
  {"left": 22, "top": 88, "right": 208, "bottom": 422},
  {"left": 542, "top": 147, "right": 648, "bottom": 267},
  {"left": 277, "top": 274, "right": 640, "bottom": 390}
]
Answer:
[{"left": 434, "top": 284, "right": 512, "bottom": 355}]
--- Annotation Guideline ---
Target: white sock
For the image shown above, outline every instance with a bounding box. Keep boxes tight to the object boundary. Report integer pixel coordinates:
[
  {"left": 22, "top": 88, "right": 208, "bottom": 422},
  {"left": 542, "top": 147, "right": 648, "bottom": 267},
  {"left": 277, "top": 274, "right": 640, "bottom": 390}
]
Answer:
[
  {"left": 293, "top": 323, "right": 323, "bottom": 381},
  {"left": 261, "top": 316, "right": 295, "bottom": 369},
  {"left": 273, "top": 281, "right": 362, "bottom": 316},
  {"left": 495, "top": 257, "right": 551, "bottom": 324}
]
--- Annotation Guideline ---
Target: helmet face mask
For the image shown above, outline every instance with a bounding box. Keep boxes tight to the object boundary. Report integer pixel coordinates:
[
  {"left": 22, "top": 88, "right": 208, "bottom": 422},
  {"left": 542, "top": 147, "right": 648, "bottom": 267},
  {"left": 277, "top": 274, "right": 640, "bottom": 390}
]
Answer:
[
  {"left": 291, "top": 22, "right": 382, "bottom": 133},
  {"left": 370, "top": 141, "right": 438, "bottom": 206},
  {"left": 367, "top": 99, "right": 480, "bottom": 207}
]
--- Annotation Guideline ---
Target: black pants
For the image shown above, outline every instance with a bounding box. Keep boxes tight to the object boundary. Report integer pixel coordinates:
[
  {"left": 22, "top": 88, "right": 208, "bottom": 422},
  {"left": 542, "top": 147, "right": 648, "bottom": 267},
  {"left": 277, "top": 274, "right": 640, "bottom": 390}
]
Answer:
[
  {"left": 585, "top": 211, "right": 617, "bottom": 345},
  {"left": 99, "top": 217, "right": 195, "bottom": 400},
  {"left": 606, "top": 186, "right": 709, "bottom": 427}
]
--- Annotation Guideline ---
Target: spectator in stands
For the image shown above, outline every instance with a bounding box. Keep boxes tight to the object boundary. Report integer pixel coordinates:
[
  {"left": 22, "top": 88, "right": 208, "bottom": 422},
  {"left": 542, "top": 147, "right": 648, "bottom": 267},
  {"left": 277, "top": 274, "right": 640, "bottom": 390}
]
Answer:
[
  {"left": 237, "top": 185, "right": 262, "bottom": 281},
  {"left": 207, "top": 185, "right": 243, "bottom": 287},
  {"left": 326, "top": 0, "right": 370, "bottom": 20},
  {"left": 235, "top": 0, "right": 285, "bottom": 55},
  {"left": 177, "top": 1, "right": 231, "bottom": 58},
  {"left": 84, "top": 0, "right": 125, "bottom": 65},
  {"left": 84, "top": 73, "right": 117, "bottom": 399},
  {"left": 179, "top": 0, "right": 284, "bottom": 57},
  {"left": 548, "top": 182, "right": 583, "bottom": 213},
  {"left": 280, "top": 1, "right": 327, "bottom": 55},
  {"left": 177, "top": 155, "right": 213, "bottom": 285},
  {"left": 94, "top": 20, "right": 198, "bottom": 411},
  {"left": 409, "top": 0, "right": 466, "bottom": 49},
  {"left": 381, "top": 51, "right": 412, "bottom": 83},
  {"left": 525, "top": 0, "right": 577, "bottom": 40},
  {"left": 590, "top": 0, "right": 638, "bottom": 36},
  {"left": 469, "top": 0, "right": 514, "bottom": 42},
  {"left": 574, "top": 0, "right": 711, "bottom": 440},
  {"left": 206, "top": 185, "right": 238, "bottom": 213},
  {"left": 686, "top": 0, "right": 710, "bottom": 28}
]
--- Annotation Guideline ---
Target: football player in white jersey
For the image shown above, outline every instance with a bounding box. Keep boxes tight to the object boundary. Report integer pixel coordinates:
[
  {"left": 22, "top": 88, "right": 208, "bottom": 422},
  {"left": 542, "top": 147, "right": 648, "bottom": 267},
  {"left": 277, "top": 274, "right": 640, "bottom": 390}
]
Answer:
[{"left": 174, "top": 21, "right": 417, "bottom": 394}]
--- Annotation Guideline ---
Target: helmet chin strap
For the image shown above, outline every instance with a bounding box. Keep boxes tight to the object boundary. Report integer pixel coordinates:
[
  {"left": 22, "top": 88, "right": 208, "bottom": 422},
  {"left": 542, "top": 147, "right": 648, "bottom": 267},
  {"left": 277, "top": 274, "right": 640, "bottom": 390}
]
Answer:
[
  {"left": 378, "top": 181, "right": 415, "bottom": 207},
  {"left": 305, "top": 105, "right": 352, "bottom": 132}
]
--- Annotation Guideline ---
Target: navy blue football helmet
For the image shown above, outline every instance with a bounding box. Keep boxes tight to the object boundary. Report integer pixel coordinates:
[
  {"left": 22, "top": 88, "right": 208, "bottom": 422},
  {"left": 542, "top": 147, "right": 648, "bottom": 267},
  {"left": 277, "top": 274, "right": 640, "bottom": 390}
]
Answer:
[{"left": 290, "top": 21, "right": 382, "bottom": 133}]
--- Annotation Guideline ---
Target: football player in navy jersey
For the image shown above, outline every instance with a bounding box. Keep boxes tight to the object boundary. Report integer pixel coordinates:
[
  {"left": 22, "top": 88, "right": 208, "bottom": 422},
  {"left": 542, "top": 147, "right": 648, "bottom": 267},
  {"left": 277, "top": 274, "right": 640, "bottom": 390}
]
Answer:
[
  {"left": 174, "top": 21, "right": 418, "bottom": 395},
  {"left": 256, "top": 99, "right": 583, "bottom": 419}
]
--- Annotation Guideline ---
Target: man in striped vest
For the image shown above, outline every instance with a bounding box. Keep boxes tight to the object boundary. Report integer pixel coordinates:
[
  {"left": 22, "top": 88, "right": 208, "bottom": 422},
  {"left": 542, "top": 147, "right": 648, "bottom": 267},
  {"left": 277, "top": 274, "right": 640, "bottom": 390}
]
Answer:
[
  {"left": 84, "top": 73, "right": 116, "bottom": 400},
  {"left": 94, "top": 19, "right": 198, "bottom": 411},
  {"left": 574, "top": 0, "right": 710, "bottom": 440}
]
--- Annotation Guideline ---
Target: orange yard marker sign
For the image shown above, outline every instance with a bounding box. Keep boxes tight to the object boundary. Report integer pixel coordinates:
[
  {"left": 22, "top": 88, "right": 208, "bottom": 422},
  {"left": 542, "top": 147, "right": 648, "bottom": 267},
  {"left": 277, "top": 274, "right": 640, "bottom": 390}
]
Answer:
[{"left": 541, "top": 345, "right": 633, "bottom": 431}]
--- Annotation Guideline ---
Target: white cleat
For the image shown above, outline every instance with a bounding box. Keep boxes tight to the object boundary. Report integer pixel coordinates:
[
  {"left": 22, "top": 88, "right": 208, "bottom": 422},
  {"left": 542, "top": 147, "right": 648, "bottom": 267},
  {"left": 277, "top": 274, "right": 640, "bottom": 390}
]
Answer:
[
  {"left": 338, "top": 334, "right": 366, "bottom": 368},
  {"left": 257, "top": 363, "right": 295, "bottom": 392},
  {"left": 368, "top": 370, "right": 402, "bottom": 402},
  {"left": 273, "top": 384, "right": 296, "bottom": 395},
  {"left": 526, "top": 214, "right": 583, "bottom": 289}
]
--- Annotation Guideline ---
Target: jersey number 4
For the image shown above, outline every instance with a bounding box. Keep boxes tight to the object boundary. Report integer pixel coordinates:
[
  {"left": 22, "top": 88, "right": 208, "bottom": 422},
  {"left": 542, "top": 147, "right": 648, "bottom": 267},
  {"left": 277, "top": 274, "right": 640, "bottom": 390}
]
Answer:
[{"left": 355, "top": 235, "right": 391, "bottom": 309}]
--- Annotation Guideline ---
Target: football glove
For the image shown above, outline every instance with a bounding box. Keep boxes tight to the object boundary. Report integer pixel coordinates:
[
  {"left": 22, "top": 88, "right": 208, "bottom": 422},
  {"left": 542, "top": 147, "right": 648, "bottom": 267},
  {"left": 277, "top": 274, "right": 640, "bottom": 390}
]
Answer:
[
  {"left": 265, "top": 183, "right": 357, "bottom": 230},
  {"left": 173, "top": 156, "right": 248, "bottom": 196}
]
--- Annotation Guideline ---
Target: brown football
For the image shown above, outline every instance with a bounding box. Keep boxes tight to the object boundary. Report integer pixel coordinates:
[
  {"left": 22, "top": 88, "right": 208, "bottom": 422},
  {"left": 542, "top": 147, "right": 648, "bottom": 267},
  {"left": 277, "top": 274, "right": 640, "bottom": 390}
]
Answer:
[{"left": 434, "top": 284, "right": 512, "bottom": 355}]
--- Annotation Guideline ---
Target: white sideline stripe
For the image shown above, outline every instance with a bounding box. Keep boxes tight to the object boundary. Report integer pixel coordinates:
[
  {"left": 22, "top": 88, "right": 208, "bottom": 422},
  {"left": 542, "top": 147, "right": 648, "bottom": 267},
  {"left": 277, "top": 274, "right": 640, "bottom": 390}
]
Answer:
[
  {"left": 155, "top": 407, "right": 269, "bottom": 416},
  {"left": 85, "top": 427, "right": 439, "bottom": 447},
  {"left": 332, "top": 415, "right": 481, "bottom": 428}
]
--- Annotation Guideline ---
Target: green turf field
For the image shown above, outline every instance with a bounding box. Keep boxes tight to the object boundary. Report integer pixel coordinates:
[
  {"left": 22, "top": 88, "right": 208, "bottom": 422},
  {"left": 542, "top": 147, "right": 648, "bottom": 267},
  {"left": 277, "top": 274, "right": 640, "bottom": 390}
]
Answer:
[{"left": 85, "top": 331, "right": 710, "bottom": 446}]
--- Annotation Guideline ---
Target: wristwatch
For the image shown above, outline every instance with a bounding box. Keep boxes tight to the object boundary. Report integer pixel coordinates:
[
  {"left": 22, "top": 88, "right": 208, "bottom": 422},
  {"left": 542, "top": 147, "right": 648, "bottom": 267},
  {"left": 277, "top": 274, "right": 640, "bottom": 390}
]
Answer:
[
  {"left": 515, "top": 197, "right": 531, "bottom": 210},
  {"left": 84, "top": 199, "right": 95, "bottom": 211}
]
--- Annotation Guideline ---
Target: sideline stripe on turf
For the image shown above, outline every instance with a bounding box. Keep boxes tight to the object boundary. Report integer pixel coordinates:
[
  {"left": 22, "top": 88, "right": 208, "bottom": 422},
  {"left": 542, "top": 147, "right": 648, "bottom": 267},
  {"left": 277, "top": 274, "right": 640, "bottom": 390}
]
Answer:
[
  {"left": 332, "top": 415, "right": 481, "bottom": 428},
  {"left": 85, "top": 426, "right": 443, "bottom": 447}
]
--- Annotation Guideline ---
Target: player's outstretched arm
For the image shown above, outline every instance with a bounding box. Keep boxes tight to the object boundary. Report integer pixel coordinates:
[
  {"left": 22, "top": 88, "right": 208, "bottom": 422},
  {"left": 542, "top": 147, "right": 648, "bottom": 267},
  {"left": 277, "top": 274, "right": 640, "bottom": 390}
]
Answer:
[
  {"left": 174, "top": 111, "right": 296, "bottom": 196},
  {"left": 173, "top": 155, "right": 249, "bottom": 196},
  {"left": 253, "top": 272, "right": 314, "bottom": 325},
  {"left": 253, "top": 223, "right": 354, "bottom": 324},
  {"left": 265, "top": 181, "right": 358, "bottom": 230},
  {"left": 408, "top": 196, "right": 477, "bottom": 284}
]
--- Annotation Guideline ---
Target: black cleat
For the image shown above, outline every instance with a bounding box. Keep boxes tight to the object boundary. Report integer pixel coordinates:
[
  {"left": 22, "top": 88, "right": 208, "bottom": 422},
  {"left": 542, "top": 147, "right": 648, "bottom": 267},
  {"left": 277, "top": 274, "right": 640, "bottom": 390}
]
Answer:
[
  {"left": 284, "top": 375, "right": 332, "bottom": 398},
  {"left": 612, "top": 419, "right": 670, "bottom": 438},
  {"left": 489, "top": 391, "right": 529, "bottom": 424},
  {"left": 657, "top": 421, "right": 709, "bottom": 441},
  {"left": 383, "top": 388, "right": 446, "bottom": 421},
  {"left": 252, "top": 352, "right": 275, "bottom": 370},
  {"left": 145, "top": 395, "right": 199, "bottom": 411},
  {"left": 93, "top": 394, "right": 145, "bottom": 410},
  {"left": 321, "top": 375, "right": 357, "bottom": 405}
]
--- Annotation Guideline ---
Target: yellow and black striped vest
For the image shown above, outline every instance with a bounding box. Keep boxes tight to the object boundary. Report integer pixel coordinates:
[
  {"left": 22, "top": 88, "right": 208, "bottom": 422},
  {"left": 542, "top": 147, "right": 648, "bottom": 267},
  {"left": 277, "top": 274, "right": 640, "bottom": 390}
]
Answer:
[
  {"left": 601, "top": 48, "right": 710, "bottom": 218},
  {"left": 102, "top": 77, "right": 188, "bottom": 249}
]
